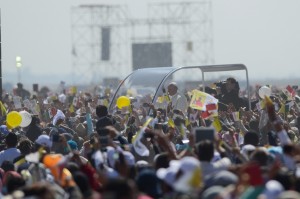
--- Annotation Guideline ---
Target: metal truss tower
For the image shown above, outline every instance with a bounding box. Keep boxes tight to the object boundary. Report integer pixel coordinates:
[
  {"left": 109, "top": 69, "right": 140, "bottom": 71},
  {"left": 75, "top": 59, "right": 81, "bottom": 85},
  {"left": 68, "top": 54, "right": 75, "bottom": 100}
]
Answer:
[
  {"left": 71, "top": 5, "right": 130, "bottom": 85},
  {"left": 71, "top": 1, "right": 214, "bottom": 85}
]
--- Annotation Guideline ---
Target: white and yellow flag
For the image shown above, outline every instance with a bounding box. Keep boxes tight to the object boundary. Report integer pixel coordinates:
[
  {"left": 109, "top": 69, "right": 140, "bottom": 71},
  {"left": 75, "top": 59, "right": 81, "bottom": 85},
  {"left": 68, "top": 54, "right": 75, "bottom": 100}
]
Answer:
[{"left": 132, "top": 118, "right": 153, "bottom": 157}]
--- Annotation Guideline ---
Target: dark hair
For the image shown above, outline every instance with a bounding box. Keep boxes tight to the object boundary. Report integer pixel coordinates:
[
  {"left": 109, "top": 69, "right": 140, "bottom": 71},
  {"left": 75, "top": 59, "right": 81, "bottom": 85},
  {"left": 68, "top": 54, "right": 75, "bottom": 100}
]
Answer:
[
  {"left": 244, "top": 131, "right": 259, "bottom": 146},
  {"left": 96, "top": 105, "right": 108, "bottom": 118},
  {"left": 73, "top": 171, "right": 92, "bottom": 198},
  {"left": 1, "top": 161, "right": 15, "bottom": 172},
  {"left": 249, "top": 149, "right": 269, "bottom": 166},
  {"left": 5, "top": 133, "right": 18, "bottom": 148},
  {"left": 154, "top": 153, "right": 170, "bottom": 170},
  {"left": 136, "top": 169, "right": 161, "bottom": 198},
  {"left": 102, "top": 178, "right": 134, "bottom": 199},
  {"left": 5, "top": 172, "right": 25, "bottom": 194},
  {"left": 249, "top": 120, "right": 259, "bottom": 133},
  {"left": 17, "top": 83, "right": 23, "bottom": 89},
  {"left": 274, "top": 168, "right": 294, "bottom": 190},
  {"left": 283, "top": 144, "right": 296, "bottom": 155},
  {"left": 18, "top": 139, "right": 33, "bottom": 155},
  {"left": 196, "top": 140, "right": 214, "bottom": 162},
  {"left": 227, "top": 77, "right": 240, "bottom": 92},
  {"left": 66, "top": 162, "right": 80, "bottom": 174},
  {"left": 22, "top": 182, "right": 56, "bottom": 199},
  {"left": 29, "top": 116, "right": 40, "bottom": 126}
]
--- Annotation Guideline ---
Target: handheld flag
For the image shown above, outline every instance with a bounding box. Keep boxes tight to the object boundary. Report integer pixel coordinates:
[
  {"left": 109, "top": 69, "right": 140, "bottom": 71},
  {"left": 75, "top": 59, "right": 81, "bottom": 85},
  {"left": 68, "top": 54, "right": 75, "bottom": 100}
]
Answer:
[{"left": 132, "top": 118, "right": 153, "bottom": 156}]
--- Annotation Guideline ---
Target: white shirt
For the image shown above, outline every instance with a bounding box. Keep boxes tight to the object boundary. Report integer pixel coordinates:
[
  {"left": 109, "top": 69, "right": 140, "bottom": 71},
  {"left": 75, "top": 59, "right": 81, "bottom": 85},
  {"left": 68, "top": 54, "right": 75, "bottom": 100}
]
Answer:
[
  {"left": 170, "top": 93, "right": 188, "bottom": 112},
  {"left": 0, "top": 148, "right": 21, "bottom": 165}
]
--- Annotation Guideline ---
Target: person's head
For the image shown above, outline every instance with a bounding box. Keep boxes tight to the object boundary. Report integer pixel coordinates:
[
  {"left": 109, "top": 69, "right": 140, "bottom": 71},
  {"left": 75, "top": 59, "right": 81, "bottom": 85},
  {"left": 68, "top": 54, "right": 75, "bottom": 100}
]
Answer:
[
  {"left": 1, "top": 161, "right": 15, "bottom": 172},
  {"left": 136, "top": 169, "right": 162, "bottom": 198},
  {"left": 73, "top": 171, "right": 92, "bottom": 198},
  {"left": 35, "top": 134, "right": 52, "bottom": 152},
  {"left": 17, "top": 83, "right": 23, "bottom": 89},
  {"left": 18, "top": 139, "right": 33, "bottom": 155},
  {"left": 226, "top": 77, "right": 239, "bottom": 93},
  {"left": 96, "top": 105, "right": 108, "bottom": 118},
  {"left": 249, "top": 148, "right": 270, "bottom": 166},
  {"left": 102, "top": 178, "right": 136, "bottom": 199},
  {"left": 29, "top": 116, "right": 40, "bottom": 126},
  {"left": 196, "top": 140, "right": 214, "bottom": 162},
  {"left": 5, "top": 133, "right": 18, "bottom": 148},
  {"left": 3, "top": 171, "right": 25, "bottom": 194},
  {"left": 22, "top": 182, "right": 56, "bottom": 199},
  {"left": 274, "top": 168, "right": 294, "bottom": 190},
  {"left": 167, "top": 82, "right": 178, "bottom": 96},
  {"left": 249, "top": 120, "right": 259, "bottom": 133},
  {"left": 244, "top": 131, "right": 259, "bottom": 146},
  {"left": 154, "top": 152, "right": 170, "bottom": 170}
]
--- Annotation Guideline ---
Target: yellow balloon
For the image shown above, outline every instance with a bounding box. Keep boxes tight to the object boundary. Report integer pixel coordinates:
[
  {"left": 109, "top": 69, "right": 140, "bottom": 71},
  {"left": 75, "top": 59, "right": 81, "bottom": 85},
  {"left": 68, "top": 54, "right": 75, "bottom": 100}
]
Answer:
[
  {"left": 6, "top": 122, "right": 13, "bottom": 130},
  {"left": 116, "top": 96, "right": 130, "bottom": 109},
  {"left": 6, "top": 111, "right": 22, "bottom": 128}
]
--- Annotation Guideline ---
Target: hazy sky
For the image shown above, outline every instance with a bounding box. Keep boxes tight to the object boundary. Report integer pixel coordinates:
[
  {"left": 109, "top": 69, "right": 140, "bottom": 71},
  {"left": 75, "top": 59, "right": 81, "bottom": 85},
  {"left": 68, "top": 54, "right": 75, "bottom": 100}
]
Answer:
[{"left": 1, "top": 0, "right": 300, "bottom": 87}]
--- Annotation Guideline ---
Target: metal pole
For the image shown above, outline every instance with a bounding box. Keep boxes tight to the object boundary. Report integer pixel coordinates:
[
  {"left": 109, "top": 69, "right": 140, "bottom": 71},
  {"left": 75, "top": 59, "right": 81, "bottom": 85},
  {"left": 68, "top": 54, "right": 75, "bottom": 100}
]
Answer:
[{"left": 0, "top": 9, "right": 2, "bottom": 100}]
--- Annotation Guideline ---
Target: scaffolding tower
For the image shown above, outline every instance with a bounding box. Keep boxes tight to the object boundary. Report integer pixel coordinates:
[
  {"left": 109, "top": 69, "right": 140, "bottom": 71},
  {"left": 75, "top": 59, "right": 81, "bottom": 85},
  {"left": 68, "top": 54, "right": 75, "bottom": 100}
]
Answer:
[{"left": 71, "top": 1, "right": 214, "bottom": 85}]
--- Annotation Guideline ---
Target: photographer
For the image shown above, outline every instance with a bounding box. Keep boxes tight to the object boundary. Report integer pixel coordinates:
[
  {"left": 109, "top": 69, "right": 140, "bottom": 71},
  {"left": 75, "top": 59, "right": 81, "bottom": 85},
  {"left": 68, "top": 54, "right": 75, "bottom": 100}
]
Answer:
[{"left": 217, "top": 77, "right": 247, "bottom": 111}]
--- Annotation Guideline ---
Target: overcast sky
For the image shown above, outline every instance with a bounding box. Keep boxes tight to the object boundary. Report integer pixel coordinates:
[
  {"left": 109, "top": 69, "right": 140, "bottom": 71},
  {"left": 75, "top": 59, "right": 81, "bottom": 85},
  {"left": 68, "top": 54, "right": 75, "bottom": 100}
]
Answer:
[{"left": 1, "top": 0, "right": 300, "bottom": 86}]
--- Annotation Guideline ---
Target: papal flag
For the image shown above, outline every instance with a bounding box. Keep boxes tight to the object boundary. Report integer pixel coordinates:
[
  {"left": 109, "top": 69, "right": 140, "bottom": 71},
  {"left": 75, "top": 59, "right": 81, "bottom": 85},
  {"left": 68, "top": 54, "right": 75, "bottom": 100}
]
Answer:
[{"left": 190, "top": 90, "right": 218, "bottom": 111}]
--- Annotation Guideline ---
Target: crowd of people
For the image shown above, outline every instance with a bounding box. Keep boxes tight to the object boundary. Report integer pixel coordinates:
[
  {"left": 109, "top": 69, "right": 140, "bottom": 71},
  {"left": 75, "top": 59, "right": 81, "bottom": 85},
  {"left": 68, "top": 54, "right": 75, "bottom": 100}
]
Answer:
[{"left": 0, "top": 79, "right": 299, "bottom": 199}]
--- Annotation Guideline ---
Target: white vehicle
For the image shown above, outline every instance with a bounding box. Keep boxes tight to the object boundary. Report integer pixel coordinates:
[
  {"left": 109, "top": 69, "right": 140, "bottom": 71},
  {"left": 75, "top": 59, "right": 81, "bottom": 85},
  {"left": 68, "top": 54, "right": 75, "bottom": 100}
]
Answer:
[{"left": 109, "top": 64, "right": 251, "bottom": 113}]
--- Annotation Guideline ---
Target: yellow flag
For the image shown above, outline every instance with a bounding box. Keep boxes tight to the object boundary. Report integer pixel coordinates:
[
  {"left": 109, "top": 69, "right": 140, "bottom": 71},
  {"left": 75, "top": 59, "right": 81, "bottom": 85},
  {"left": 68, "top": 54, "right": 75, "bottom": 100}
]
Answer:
[
  {"left": 164, "top": 94, "right": 171, "bottom": 103},
  {"left": 168, "top": 118, "right": 175, "bottom": 128},
  {"left": 212, "top": 117, "right": 222, "bottom": 132},
  {"left": 69, "top": 104, "right": 75, "bottom": 113},
  {"left": 188, "top": 167, "right": 203, "bottom": 189},
  {"left": 185, "top": 118, "right": 190, "bottom": 127},
  {"left": 132, "top": 117, "right": 153, "bottom": 143},
  {"left": 103, "top": 99, "right": 109, "bottom": 107},
  {"left": 14, "top": 157, "right": 26, "bottom": 167},
  {"left": 70, "top": 86, "right": 77, "bottom": 95},
  {"left": 278, "top": 102, "right": 285, "bottom": 114},
  {"left": 157, "top": 96, "right": 165, "bottom": 104},
  {"left": 0, "top": 101, "right": 7, "bottom": 116},
  {"left": 180, "top": 124, "right": 185, "bottom": 137}
]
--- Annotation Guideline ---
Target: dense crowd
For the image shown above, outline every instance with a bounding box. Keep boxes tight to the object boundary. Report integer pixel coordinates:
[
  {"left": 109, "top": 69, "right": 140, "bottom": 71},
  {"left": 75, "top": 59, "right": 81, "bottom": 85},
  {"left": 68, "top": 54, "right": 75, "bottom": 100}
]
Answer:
[{"left": 0, "top": 79, "right": 299, "bottom": 199}]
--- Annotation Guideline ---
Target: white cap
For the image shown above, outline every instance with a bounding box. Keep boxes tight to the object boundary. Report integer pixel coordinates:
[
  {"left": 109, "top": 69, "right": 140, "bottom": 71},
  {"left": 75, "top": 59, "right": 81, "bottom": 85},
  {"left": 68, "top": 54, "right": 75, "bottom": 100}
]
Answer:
[
  {"left": 170, "top": 156, "right": 201, "bottom": 174},
  {"left": 241, "top": 144, "right": 256, "bottom": 158},
  {"left": 263, "top": 180, "right": 284, "bottom": 199},
  {"left": 157, "top": 167, "right": 177, "bottom": 187},
  {"left": 169, "top": 156, "right": 202, "bottom": 192},
  {"left": 35, "top": 135, "right": 52, "bottom": 148}
]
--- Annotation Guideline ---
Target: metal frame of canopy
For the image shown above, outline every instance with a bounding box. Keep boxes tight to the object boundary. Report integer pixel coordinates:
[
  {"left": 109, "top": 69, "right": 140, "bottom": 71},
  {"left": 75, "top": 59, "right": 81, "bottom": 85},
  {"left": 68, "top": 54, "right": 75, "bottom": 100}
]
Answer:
[{"left": 109, "top": 64, "right": 251, "bottom": 112}]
